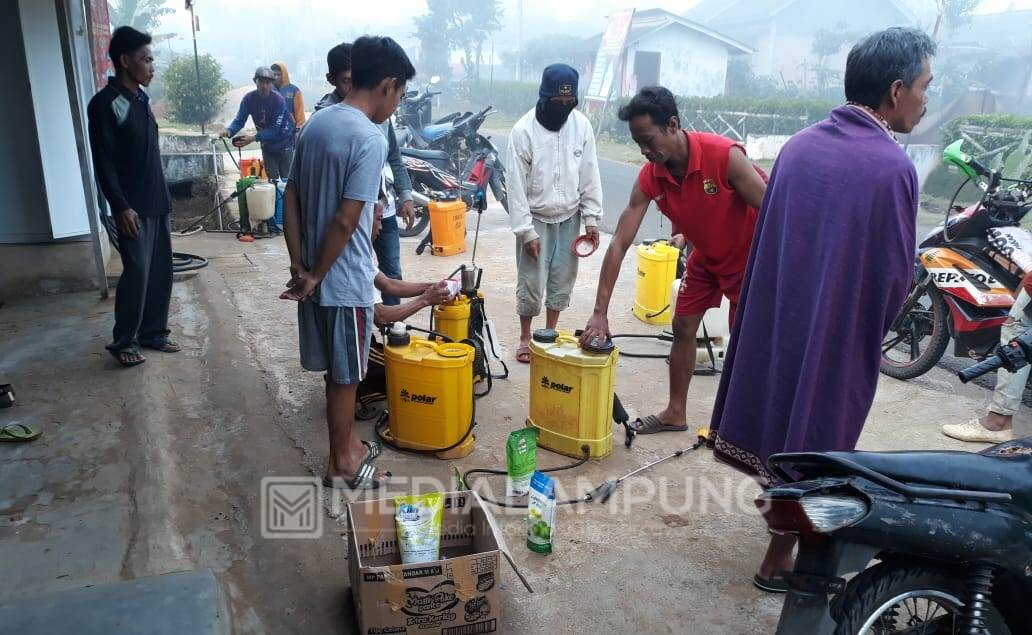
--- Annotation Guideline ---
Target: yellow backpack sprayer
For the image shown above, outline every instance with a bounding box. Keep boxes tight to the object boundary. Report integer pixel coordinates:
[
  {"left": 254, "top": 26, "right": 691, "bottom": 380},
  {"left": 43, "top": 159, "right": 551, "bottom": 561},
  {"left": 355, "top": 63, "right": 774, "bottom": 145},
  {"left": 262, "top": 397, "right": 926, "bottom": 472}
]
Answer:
[{"left": 375, "top": 152, "right": 507, "bottom": 458}]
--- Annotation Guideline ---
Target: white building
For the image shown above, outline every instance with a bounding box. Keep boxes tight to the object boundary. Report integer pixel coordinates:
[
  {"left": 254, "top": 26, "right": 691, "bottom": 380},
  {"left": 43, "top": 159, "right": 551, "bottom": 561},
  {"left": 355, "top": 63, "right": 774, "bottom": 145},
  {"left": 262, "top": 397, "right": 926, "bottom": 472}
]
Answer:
[{"left": 587, "top": 9, "right": 755, "bottom": 99}]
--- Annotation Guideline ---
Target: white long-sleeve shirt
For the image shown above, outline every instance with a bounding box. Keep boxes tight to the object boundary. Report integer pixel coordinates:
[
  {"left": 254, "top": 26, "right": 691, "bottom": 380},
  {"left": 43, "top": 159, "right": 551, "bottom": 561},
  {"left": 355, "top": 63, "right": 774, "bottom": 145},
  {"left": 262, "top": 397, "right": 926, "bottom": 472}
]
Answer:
[{"left": 504, "top": 108, "right": 604, "bottom": 244}]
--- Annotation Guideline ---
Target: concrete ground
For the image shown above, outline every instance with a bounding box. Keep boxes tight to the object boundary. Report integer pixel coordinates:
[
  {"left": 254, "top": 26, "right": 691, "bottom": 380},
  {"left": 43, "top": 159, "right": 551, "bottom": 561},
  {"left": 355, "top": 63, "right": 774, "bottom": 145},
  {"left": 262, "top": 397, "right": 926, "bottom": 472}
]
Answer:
[{"left": 2, "top": 202, "right": 1029, "bottom": 634}]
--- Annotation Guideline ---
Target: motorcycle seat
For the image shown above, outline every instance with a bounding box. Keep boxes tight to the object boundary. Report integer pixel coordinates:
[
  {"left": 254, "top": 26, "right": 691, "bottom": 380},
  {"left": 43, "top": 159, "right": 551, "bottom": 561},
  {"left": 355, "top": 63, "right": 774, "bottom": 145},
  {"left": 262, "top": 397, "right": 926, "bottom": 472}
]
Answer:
[
  {"left": 784, "top": 437, "right": 1032, "bottom": 511},
  {"left": 401, "top": 147, "right": 450, "bottom": 162}
]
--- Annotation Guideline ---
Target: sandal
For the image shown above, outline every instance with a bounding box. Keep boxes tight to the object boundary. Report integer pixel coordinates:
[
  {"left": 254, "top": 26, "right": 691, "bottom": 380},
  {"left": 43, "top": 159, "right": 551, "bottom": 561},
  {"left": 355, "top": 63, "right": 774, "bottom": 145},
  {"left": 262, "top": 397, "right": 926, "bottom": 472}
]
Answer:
[
  {"left": 0, "top": 422, "right": 41, "bottom": 443},
  {"left": 628, "top": 414, "right": 689, "bottom": 435},
  {"left": 753, "top": 573, "right": 790, "bottom": 594},
  {"left": 362, "top": 440, "right": 383, "bottom": 461},
  {"left": 0, "top": 384, "right": 14, "bottom": 409},
  {"left": 141, "top": 340, "right": 181, "bottom": 353},
  {"left": 515, "top": 345, "right": 531, "bottom": 364},
  {"left": 323, "top": 458, "right": 391, "bottom": 490},
  {"left": 109, "top": 347, "right": 146, "bottom": 367}
]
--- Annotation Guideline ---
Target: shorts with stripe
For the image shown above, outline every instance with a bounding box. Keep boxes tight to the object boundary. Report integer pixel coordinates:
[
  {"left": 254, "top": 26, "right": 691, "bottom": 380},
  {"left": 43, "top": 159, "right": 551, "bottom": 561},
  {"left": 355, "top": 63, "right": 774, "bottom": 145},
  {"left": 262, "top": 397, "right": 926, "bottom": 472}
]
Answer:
[{"left": 298, "top": 303, "right": 374, "bottom": 385}]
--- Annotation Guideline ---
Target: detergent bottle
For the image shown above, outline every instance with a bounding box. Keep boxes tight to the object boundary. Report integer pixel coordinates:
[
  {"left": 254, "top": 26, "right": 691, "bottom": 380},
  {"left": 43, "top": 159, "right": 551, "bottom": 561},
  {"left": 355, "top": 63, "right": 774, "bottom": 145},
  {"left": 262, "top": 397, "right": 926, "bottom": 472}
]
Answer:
[
  {"left": 526, "top": 329, "right": 618, "bottom": 459},
  {"left": 382, "top": 330, "right": 476, "bottom": 460}
]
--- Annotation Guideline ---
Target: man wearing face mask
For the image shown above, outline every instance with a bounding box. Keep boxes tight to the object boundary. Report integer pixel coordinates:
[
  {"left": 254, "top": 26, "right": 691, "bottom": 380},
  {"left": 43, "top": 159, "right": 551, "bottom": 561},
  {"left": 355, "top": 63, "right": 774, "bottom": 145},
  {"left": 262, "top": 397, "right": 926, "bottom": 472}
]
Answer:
[{"left": 505, "top": 64, "right": 603, "bottom": 363}]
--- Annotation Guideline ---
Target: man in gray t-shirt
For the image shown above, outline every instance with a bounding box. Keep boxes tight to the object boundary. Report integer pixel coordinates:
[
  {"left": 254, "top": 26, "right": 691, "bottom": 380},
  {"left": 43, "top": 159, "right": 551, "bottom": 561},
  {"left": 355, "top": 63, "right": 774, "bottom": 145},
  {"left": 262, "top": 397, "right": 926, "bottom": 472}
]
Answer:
[{"left": 280, "top": 36, "right": 416, "bottom": 490}]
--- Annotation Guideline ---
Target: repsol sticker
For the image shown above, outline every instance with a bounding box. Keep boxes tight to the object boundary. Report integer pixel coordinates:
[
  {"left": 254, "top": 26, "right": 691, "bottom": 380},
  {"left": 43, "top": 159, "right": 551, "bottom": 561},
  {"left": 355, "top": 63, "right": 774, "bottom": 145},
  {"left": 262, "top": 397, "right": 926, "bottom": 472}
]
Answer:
[
  {"left": 400, "top": 389, "right": 437, "bottom": 405},
  {"left": 540, "top": 376, "right": 573, "bottom": 394},
  {"left": 928, "top": 270, "right": 999, "bottom": 287},
  {"left": 402, "top": 580, "right": 459, "bottom": 616}
]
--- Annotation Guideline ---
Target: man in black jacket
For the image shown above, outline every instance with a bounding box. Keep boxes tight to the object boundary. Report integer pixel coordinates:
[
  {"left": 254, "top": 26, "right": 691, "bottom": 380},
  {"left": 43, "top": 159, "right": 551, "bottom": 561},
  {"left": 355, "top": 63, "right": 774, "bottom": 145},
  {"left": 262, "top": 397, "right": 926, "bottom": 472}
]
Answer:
[{"left": 87, "top": 27, "right": 177, "bottom": 367}]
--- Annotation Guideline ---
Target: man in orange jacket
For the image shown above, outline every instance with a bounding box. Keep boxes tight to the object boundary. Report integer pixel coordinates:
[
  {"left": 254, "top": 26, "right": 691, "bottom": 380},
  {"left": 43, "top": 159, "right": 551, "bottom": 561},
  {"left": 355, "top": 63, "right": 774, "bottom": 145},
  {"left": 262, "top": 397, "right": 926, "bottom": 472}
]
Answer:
[{"left": 272, "top": 60, "right": 305, "bottom": 134}]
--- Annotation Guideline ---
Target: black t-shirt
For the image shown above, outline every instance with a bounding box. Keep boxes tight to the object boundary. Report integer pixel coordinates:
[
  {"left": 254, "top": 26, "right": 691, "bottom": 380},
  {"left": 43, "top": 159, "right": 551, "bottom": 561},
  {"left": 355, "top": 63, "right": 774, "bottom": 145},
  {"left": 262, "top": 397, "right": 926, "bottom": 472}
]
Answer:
[{"left": 87, "top": 77, "right": 171, "bottom": 217}]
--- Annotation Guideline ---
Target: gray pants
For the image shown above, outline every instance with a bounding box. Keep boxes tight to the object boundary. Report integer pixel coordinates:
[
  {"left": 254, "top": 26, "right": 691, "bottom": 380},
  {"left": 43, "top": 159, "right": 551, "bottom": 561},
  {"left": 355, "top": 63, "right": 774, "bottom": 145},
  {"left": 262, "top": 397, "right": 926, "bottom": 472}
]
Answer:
[
  {"left": 989, "top": 290, "right": 1031, "bottom": 416},
  {"left": 262, "top": 146, "right": 294, "bottom": 181},
  {"left": 108, "top": 214, "right": 172, "bottom": 352},
  {"left": 515, "top": 214, "right": 581, "bottom": 317}
]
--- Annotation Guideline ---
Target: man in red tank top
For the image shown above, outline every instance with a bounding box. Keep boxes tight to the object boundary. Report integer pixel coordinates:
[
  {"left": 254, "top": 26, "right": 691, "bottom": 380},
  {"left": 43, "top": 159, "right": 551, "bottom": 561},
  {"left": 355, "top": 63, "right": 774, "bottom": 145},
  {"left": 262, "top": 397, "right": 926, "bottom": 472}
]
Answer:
[{"left": 581, "top": 87, "right": 766, "bottom": 436}]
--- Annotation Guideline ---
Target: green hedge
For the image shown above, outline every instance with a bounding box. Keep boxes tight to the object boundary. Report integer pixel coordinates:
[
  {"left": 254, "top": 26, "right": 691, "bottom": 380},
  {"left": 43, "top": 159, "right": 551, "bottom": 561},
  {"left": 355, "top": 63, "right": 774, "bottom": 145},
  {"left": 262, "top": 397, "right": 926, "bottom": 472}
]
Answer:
[{"left": 596, "top": 95, "right": 837, "bottom": 141}]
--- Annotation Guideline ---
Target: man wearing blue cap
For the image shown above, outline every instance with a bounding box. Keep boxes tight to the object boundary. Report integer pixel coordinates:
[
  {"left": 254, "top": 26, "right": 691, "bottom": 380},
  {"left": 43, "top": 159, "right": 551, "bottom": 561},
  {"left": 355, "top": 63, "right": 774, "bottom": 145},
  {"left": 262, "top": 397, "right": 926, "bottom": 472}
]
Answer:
[{"left": 505, "top": 63, "right": 603, "bottom": 363}]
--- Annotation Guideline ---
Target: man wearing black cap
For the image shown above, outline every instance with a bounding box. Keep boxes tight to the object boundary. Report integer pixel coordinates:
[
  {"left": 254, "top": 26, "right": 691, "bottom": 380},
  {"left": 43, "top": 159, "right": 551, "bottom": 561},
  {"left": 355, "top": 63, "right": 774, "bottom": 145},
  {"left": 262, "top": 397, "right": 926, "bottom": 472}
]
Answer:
[{"left": 505, "top": 64, "right": 603, "bottom": 363}]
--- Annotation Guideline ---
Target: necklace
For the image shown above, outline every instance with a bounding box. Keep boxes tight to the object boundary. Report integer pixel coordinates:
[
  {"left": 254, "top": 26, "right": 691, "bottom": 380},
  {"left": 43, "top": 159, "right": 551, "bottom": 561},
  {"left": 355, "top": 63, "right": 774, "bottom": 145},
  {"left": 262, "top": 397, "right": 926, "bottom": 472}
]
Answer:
[{"left": 846, "top": 102, "right": 897, "bottom": 141}]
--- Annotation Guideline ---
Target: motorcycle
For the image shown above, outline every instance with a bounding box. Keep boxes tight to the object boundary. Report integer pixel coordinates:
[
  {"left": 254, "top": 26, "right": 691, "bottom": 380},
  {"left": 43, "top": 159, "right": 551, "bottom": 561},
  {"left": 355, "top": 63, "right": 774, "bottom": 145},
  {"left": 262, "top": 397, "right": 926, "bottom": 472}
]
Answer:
[
  {"left": 394, "top": 148, "right": 502, "bottom": 256},
  {"left": 395, "top": 83, "right": 508, "bottom": 214},
  {"left": 761, "top": 328, "right": 1032, "bottom": 633},
  {"left": 881, "top": 140, "right": 1032, "bottom": 380}
]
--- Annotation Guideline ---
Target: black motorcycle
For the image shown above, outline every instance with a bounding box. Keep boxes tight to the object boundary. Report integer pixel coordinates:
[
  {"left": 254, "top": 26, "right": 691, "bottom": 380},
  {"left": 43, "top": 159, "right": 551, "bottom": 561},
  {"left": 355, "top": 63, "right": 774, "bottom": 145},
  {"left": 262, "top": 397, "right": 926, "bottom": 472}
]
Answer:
[{"left": 761, "top": 328, "right": 1032, "bottom": 633}]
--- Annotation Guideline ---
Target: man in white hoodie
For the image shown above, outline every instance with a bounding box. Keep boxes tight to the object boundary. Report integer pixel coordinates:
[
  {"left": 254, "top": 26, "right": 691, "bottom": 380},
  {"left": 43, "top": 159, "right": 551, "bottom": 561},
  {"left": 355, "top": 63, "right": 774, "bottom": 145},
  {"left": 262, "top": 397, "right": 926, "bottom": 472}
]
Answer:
[{"left": 505, "top": 64, "right": 603, "bottom": 362}]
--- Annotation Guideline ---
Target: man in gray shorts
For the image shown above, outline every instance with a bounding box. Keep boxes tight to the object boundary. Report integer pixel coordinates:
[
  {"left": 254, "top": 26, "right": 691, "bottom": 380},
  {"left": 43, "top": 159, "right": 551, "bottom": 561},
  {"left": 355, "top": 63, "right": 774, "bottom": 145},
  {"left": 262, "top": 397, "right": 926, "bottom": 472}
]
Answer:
[
  {"left": 505, "top": 64, "right": 603, "bottom": 362},
  {"left": 281, "top": 36, "right": 416, "bottom": 489}
]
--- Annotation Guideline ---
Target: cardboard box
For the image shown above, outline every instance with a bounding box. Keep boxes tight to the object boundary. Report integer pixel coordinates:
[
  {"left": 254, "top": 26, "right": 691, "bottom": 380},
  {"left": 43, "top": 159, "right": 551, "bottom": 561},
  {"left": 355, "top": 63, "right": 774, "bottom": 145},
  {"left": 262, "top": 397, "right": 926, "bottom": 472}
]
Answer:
[{"left": 347, "top": 491, "right": 530, "bottom": 635}]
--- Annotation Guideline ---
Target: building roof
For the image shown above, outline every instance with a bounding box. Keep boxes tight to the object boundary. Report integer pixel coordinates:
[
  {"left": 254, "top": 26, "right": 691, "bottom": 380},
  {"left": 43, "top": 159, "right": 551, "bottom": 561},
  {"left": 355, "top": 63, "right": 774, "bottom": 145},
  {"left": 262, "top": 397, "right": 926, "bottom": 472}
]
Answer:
[
  {"left": 685, "top": 0, "right": 916, "bottom": 28},
  {"left": 587, "top": 8, "right": 755, "bottom": 55}
]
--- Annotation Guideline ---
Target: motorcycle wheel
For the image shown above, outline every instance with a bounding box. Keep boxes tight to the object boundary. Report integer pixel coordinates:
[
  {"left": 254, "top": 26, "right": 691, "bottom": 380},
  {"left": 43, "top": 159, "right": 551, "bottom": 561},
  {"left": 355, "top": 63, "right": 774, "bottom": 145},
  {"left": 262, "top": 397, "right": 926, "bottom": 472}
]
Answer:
[
  {"left": 832, "top": 562, "right": 1007, "bottom": 635},
  {"left": 398, "top": 206, "right": 430, "bottom": 238},
  {"left": 490, "top": 169, "right": 508, "bottom": 213},
  {"left": 880, "top": 285, "right": 950, "bottom": 380}
]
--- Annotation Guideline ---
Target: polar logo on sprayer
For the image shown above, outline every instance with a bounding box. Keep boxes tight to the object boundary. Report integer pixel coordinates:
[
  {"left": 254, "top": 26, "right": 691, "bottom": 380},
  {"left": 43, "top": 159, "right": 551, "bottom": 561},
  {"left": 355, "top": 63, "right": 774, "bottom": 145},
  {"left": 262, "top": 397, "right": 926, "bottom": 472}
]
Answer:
[
  {"left": 539, "top": 376, "right": 574, "bottom": 394},
  {"left": 399, "top": 389, "right": 438, "bottom": 405}
]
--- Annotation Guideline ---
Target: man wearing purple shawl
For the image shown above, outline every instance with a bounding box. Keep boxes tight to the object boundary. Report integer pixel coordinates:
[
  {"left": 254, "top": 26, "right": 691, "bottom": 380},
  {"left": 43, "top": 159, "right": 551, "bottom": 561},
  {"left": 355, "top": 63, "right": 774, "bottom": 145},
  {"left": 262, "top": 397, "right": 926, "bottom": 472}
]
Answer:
[{"left": 709, "top": 27, "right": 936, "bottom": 592}]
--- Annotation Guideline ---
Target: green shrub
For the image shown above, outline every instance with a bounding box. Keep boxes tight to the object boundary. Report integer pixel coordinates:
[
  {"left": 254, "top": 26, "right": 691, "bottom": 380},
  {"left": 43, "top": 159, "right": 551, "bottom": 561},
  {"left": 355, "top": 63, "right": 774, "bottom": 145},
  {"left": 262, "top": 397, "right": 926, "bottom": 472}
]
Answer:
[
  {"left": 595, "top": 95, "right": 837, "bottom": 141},
  {"left": 165, "top": 54, "right": 231, "bottom": 127}
]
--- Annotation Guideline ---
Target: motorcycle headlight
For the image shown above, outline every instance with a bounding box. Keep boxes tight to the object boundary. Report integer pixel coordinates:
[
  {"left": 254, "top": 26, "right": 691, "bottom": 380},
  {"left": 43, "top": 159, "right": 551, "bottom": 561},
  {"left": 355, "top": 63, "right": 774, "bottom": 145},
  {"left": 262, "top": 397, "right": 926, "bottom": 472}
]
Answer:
[{"left": 800, "top": 495, "right": 868, "bottom": 533}]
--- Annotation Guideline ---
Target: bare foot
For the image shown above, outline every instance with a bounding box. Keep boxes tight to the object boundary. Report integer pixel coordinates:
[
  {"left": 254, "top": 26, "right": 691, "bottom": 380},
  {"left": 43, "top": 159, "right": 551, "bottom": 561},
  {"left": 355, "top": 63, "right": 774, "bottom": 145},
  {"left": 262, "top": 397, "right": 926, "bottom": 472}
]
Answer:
[
  {"left": 758, "top": 534, "right": 797, "bottom": 581},
  {"left": 980, "top": 412, "right": 1013, "bottom": 433},
  {"left": 326, "top": 443, "right": 390, "bottom": 483},
  {"left": 654, "top": 405, "right": 687, "bottom": 428}
]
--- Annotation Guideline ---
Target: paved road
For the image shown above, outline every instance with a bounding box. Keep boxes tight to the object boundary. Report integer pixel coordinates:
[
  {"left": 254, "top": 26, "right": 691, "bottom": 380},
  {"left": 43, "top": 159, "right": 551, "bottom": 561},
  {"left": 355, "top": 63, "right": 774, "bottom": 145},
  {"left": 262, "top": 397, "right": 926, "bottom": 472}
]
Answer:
[{"left": 488, "top": 130, "right": 668, "bottom": 244}]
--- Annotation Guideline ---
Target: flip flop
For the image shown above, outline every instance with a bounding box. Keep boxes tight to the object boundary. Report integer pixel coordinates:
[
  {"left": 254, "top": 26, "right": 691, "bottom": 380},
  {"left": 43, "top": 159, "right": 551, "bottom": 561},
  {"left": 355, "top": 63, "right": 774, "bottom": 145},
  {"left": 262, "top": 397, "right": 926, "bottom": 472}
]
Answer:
[
  {"left": 0, "top": 422, "right": 41, "bottom": 443},
  {"left": 109, "top": 347, "right": 146, "bottom": 367},
  {"left": 515, "top": 346, "right": 531, "bottom": 364},
  {"left": 140, "top": 340, "right": 181, "bottom": 353},
  {"left": 628, "top": 414, "right": 689, "bottom": 435},
  {"left": 0, "top": 384, "right": 14, "bottom": 409},
  {"left": 362, "top": 440, "right": 383, "bottom": 461},
  {"left": 753, "top": 573, "right": 790, "bottom": 594},
  {"left": 323, "top": 458, "right": 391, "bottom": 490}
]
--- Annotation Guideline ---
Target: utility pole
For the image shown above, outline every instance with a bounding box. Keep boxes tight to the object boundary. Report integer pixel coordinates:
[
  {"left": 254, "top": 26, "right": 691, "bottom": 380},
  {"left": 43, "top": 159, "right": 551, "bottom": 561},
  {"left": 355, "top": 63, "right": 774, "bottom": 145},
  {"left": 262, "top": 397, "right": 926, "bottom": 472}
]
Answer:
[
  {"left": 517, "top": 0, "right": 524, "bottom": 82},
  {"left": 187, "top": 0, "right": 205, "bottom": 134}
]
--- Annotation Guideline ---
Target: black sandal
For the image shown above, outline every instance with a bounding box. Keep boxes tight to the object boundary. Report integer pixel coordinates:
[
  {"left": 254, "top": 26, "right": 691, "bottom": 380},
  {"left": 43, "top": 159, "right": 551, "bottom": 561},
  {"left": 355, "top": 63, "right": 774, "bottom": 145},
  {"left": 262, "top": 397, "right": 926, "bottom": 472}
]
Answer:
[
  {"left": 141, "top": 340, "right": 181, "bottom": 353},
  {"left": 0, "top": 384, "right": 14, "bottom": 409},
  {"left": 110, "top": 347, "right": 146, "bottom": 367},
  {"left": 322, "top": 458, "right": 391, "bottom": 490},
  {"left": 628, "top": 414, "right": 689, "bottom": 435},
  {"left": 753, "top": 573, "right": 791, "bottom": 594}
]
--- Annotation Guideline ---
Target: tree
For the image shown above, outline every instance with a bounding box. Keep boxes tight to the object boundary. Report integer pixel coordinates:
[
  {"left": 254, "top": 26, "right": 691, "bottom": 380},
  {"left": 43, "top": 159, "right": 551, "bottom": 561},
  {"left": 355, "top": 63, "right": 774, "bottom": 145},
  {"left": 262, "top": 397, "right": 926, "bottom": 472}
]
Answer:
[
  {"left": 810, "top": 23, "right": 857, "bottom": 95},
  {"left": 932, "top": 0, "right": 981, "bottom": 39},
  {"left": 164, "top": 54, "right": 230, "bottom": 127},
  {"left": 501, "top": 34, "right": 590, "bottom": 78},
  {"left": 413, "top": 0, "right": 504, "bottom": 82},
  {"left": 107, "top": 0, "right": 173, "bottom": 33},
  {"left": 413, "top": 7, "right": 452, "bottom": 79}
]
